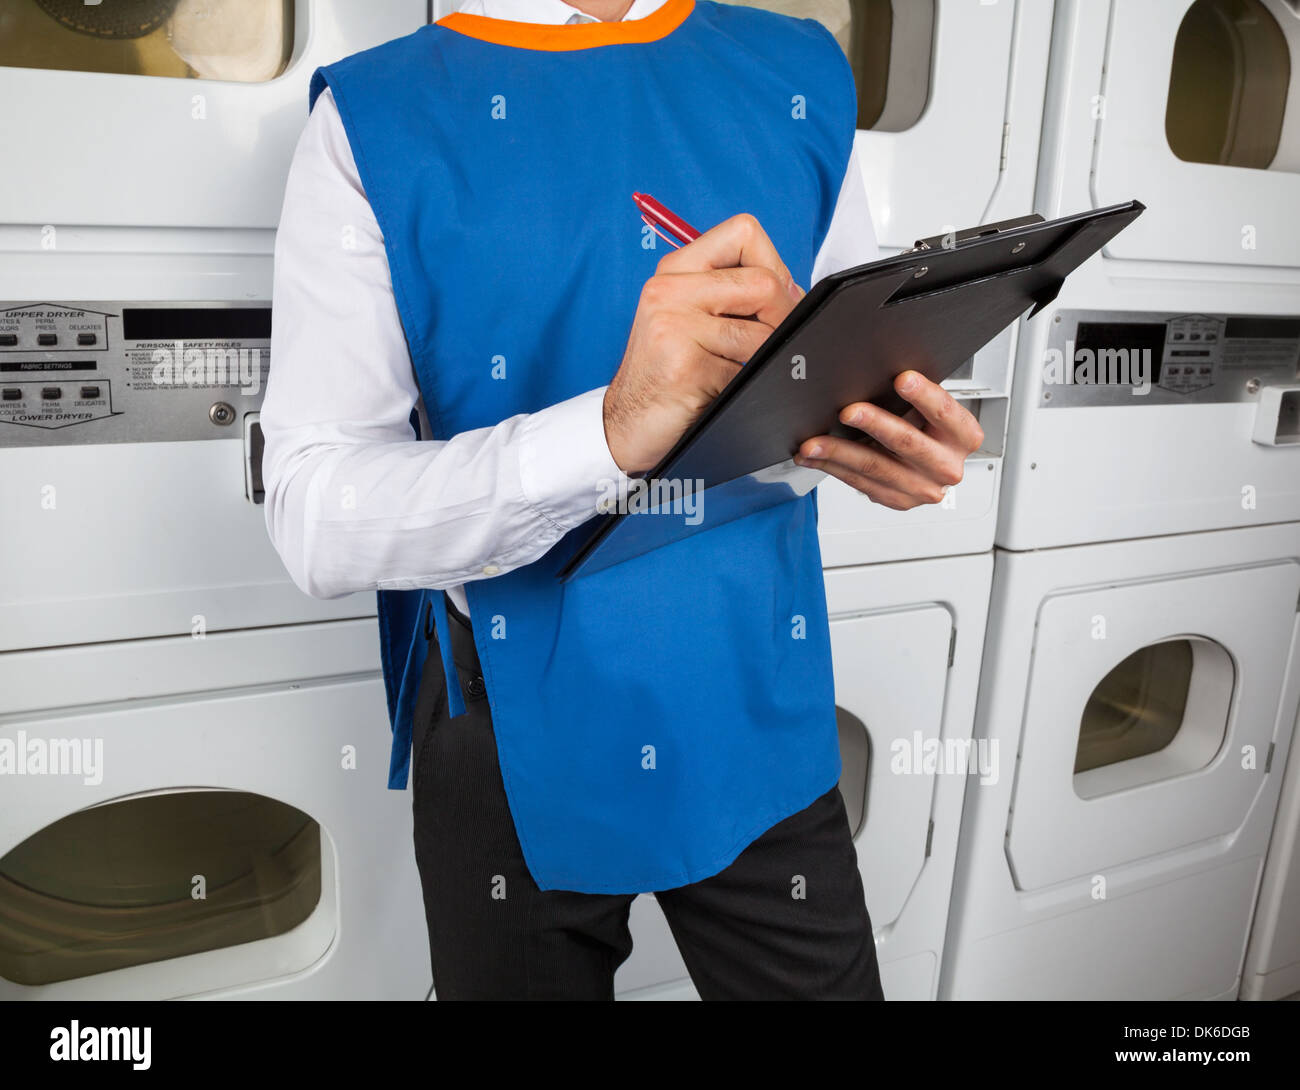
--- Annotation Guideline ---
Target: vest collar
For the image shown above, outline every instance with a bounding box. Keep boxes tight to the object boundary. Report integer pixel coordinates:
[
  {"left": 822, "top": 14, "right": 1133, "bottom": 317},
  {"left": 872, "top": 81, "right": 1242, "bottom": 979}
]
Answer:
[{"left": 437, "top": 0, "right": 694, "bottom": 51}]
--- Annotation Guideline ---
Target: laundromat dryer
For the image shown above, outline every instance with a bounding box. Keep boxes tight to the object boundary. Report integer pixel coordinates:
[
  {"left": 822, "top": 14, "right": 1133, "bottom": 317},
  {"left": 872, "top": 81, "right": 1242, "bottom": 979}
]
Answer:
[
  {"left": 0, "top": 0, "right": 433, "bottom": 999},
  {"left": 941, "top": 0, "right": 1300, "bottom": 1001}
]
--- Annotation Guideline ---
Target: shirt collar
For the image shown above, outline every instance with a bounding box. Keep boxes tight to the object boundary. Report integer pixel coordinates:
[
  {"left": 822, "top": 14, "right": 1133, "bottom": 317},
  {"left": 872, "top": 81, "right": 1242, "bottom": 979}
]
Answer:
[{"left": 455, "top": 0, "right": 670, "bottom": 23}]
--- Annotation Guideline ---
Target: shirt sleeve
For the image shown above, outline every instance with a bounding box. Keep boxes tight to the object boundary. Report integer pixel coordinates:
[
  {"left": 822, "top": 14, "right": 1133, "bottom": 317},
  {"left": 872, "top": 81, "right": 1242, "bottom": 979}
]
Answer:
[
  {"left": 260, "top": 87, "right": 626, "bottom": 600},
  {"left": 810, "top": 143, "right": 880, "bottom": 284}
]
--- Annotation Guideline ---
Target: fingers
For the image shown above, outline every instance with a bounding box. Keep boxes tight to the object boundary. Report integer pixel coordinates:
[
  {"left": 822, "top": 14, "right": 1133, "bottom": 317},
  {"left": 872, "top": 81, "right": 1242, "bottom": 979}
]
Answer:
[
  {"left": 641, "top": 265, "right": 797, "bottom": 330},
  {"left": 892, "top": 371, "right": 985, "bottom": 450},
  {"left": 794, "top": 434, "right": 951, "bottom": 507},
  {"left": 607, "top": 213, "right": 801, "bottom": 476},
  {"left": 680, "top": 310, "right": 774, "bottom": 365},
  {"left": 801, "top": 374, "right": 985, "bottom": 511},
  {"left": 834, "top": 400, "right": 966, "bottom": 488},
  {"left": 656, "top": 213, "right": 801, "bottom": 300}
]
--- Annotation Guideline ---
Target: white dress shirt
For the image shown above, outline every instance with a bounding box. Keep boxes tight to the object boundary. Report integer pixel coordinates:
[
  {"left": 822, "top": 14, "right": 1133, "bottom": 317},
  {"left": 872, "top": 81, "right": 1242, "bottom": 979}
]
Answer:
[{"left": 261, "top": 0, "right": 879, "bottom": 612}]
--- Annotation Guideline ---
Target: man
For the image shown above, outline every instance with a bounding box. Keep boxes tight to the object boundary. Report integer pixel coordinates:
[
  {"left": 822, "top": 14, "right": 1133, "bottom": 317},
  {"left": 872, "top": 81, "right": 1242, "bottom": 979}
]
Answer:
[{"left": 262, "top": 0, "right": 983, "bottom": 1000}]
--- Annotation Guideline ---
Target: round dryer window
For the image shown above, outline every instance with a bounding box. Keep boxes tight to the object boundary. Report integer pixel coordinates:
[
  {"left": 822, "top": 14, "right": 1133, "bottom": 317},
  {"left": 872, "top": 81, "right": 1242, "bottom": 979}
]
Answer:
[
  {"left": 1075, "top": 639, "right": 1195, "bottom": 774},
  {"left": 0, "top": 0, "right": 294, "bottom": 81},
  {"left": 1166, "top": 0, "right": 1294, "bottom": 170},
  {"left": 0, "top": 790, "right": 321, "bottom": 987},
  {"left": 727, "top": 0, "right": 935, "bottom": 131}
]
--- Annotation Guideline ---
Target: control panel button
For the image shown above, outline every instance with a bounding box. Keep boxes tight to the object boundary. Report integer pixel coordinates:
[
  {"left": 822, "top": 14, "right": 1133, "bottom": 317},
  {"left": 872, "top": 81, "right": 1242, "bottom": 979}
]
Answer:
[
  {"left": 76, "top": 332, "right": 98, "bottom": 346},
  {"left": 2, "top": 388, "right": 20, "bottom": 400},
  {"left": 37, "top": 333, "right": 57, "bottom": 346},
  {"left": 0, "top": 333, "right": 16, "bottom": 347},
  {"left": 41, "top": 386, "right": 62, "bottom": 400},
  {"left": 80, "top": 385, "right": 101, "bottom": 399}
]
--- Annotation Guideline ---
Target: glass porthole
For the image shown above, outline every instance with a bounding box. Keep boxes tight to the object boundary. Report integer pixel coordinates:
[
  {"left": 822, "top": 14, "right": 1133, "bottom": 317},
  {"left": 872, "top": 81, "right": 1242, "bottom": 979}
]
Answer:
[
  {"left": 0, "top": 790, "right": 321, "bottom": 987},
  {"left": 1075, "top": 641, "right": 1194, "bottom": 773},
  {"left": 734, "top": 0, "right": 935, "bottom": 131},
  {"left": 1074, "top": 638, "right": 1235, "bottom": 799},
  {"left": 1166, "top": 0, "right": 1294, "bottom": 171},
  {"left": 0, "top": 0, "right": 294, "bottom": 82},
  {"left": 836, "top": 705, "right": 871, "bottom": 838}
]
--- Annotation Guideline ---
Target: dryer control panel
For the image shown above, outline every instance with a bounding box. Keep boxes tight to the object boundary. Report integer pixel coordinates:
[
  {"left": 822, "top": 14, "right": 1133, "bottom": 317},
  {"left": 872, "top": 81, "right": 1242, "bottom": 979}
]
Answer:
[
  {"left": 1041, "top": 310, "right": 1300, "bottom": 408},
  {"left": 0, "top": 302, "right": 270, "bottom": 447}
]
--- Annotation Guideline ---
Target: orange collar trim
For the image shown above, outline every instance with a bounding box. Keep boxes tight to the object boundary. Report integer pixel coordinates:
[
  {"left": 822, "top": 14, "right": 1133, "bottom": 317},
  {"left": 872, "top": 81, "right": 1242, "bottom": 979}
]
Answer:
[{"left": 437, "top": 0, "right": 695, "bottom": 51}]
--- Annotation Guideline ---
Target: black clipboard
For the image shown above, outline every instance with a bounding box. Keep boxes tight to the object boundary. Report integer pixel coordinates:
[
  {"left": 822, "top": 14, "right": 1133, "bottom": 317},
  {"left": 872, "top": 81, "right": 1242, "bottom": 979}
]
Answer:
[{"left": 559, "top": 200, "right": 1145, "bottom": 582}]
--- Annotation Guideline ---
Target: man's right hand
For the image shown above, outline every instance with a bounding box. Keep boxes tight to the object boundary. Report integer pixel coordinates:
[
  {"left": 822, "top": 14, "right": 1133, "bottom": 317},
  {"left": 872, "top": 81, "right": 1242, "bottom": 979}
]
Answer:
[{"left": 602, "top": 213, "right": 805, "bottom": 475}]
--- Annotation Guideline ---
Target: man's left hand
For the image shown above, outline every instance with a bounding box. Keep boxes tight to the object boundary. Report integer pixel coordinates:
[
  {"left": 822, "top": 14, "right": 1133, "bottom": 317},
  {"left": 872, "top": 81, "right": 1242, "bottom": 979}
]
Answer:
[{"left": 793, "top": 371, "right": 984, "bottom": 510}]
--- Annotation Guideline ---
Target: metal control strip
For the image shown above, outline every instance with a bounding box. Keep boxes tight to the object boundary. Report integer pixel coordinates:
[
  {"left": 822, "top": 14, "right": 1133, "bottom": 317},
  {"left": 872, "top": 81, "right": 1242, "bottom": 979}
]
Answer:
[
  {"left": 0, "top": 302, "right": 271, "bottom": 447},
  {"left": 1041, "top": 309, "right": 1300, "bottom": 408}
]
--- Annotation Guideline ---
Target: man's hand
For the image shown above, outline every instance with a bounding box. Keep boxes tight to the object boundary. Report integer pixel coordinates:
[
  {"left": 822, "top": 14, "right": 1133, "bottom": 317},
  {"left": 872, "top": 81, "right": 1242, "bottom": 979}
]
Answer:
[
  {"left": 604, "top": 213, "right": 804, "bottom": 475},
  {"left": 794, "top": 373, "right": 985, "bottom": 510}
]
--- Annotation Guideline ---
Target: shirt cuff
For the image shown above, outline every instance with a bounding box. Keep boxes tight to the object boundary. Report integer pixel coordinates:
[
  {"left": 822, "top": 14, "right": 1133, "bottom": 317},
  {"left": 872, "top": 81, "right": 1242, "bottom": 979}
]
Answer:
[{"left": 518, "top": 386, "right": 628, "bottom": 531}]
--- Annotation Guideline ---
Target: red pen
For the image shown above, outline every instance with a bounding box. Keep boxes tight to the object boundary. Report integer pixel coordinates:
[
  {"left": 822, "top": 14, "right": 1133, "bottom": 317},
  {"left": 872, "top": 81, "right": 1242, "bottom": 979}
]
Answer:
[{"left": 633, "top": 192, "right": 701, "bottom": 249}]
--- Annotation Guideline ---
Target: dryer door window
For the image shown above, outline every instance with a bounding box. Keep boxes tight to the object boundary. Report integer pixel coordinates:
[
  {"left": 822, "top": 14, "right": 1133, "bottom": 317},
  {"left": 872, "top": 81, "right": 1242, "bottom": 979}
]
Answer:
[
  {"left": 1166, "top": 0, "right": 1294, "bottom": 171},
  {"left": 1073, "top": 636, "right": 1235, "bottom": 800},
  {"left": 835, "top": 705, "right": 871, "bottom": 838},
  {"left": 0, "top": 0, "right": 294, "bottom": 82},
  {"left": 0, "top": 790, "right": 321, "bottom": 987},
  {"left": 1075, "top": 639, "right": 1195, "bottom": 774},
  {"left": 732, "top": 0, "right": 935, "bottom": 131}
]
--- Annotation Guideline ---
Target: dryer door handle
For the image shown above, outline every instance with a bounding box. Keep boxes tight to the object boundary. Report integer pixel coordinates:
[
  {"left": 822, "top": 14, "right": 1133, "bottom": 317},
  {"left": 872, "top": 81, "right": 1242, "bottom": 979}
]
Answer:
[{"left": 244, "top": 411, "right": 265, "bottom": 504}]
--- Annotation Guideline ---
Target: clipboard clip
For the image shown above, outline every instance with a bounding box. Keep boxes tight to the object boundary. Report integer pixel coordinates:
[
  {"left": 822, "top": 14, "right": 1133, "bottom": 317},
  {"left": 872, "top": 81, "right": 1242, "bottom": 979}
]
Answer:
[{"left": 906, "top": 213, "right": 1045, "bottom": 254}]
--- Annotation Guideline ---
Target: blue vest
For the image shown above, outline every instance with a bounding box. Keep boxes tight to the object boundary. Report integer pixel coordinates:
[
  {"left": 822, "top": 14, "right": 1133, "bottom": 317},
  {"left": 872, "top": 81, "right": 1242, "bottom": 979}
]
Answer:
[{"left": 311, "top": 0, "right": 856, "bottom": 893}]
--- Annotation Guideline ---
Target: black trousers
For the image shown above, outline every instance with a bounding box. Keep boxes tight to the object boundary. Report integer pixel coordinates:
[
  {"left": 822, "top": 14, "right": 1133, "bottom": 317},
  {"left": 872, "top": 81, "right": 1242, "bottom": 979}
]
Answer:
[{"left": 410, "top": 597, "right": 884, "bottom": 1001}]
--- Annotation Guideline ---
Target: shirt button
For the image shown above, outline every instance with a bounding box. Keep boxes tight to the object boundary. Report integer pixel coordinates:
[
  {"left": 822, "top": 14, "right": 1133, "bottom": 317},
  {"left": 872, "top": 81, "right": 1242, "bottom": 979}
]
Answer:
[
  {"left": 467, "top": 675, "right": 487, "bottom": 698},
  {"left": 482, "top": 564, "right": 500, "bottom": 576}
]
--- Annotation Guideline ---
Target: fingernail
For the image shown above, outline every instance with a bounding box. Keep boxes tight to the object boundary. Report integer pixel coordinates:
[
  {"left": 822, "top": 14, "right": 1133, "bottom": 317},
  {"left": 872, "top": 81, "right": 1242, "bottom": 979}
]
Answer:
[
  {"left": 806, "top": 443, "right": 823, "bottom": 459},
  {"left": 900, "top": 372, "right": 918, "bottom": 392},
  {"left": 845, "top": 408, "right": 864, "bottom": 425},
  {"left": 787, "top": 278, "right": 804, "bottom": 302}
]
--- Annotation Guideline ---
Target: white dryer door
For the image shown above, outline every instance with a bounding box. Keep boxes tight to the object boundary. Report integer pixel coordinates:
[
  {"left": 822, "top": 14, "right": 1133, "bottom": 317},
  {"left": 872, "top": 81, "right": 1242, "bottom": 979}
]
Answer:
[
  {"left": 831, "top": 604, "right": 952, "bottom": 933},
  {"left": 1006, "top": 560, "right": 1300, "bottom": 890},
  {"left": 1092, "top": 0, "right": 1300, "bottom": 268},
  {"left": 0, "top": 622, "right": 428, "bottom": 1000},
  {"left": 854, "top": 0, "right": 1017, "bottom": 251},
  {"left": 0, "top": 2, "right": 428, "bottom": 229}
]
